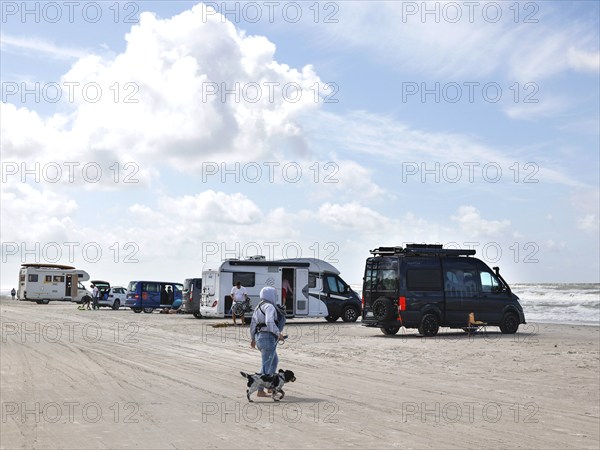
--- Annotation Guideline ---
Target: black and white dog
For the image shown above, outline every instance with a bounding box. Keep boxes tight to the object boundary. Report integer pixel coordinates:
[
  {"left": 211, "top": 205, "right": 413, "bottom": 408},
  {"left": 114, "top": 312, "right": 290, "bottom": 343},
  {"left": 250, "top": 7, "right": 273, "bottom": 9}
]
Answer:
[{"left": 240, "top": 369, "right": 296, "bottom": 402}]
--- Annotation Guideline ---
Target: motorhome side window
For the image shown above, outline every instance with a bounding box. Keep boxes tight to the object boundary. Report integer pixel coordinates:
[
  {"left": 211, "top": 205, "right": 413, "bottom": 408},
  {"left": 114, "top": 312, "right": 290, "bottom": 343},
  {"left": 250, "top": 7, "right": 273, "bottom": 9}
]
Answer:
[
  {"left": 54, "top": 275, "right": 64, "bottom": 282},
  {"left": 232, "top": 272, "right": 255, "bottom": 287},
  {"left": 28, "top": 274, "right": 38, "bottom": 282},
  {"left": 308, "top": 273, "right": 317, "bottom": 288},
  {"left": 45, "top": 275, "right": 52, "bottom": 282}
]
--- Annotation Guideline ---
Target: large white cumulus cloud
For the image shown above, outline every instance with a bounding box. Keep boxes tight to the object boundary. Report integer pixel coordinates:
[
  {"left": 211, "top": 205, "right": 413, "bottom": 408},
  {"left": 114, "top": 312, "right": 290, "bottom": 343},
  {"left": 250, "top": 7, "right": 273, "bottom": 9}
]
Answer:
[{"left": 1, "top": 3, "right": 323, "bottom": 177}]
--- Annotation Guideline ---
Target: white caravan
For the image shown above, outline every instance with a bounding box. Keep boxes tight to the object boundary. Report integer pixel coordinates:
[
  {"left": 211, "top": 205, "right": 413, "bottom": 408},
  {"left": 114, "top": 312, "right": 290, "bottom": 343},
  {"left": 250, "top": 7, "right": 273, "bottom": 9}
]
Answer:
[
  {"left": 17, "top": 264, "right": 91, "bottom": 304},
  {"left": 199, "top": 257, "right": 362, "bottom": 322}
]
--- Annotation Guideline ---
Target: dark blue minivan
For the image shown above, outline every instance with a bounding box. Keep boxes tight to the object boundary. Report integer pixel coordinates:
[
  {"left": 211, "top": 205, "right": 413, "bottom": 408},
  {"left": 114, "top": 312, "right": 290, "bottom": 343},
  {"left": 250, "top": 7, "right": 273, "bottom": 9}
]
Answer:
[{"left": 125, "top": 281, "right": 183, "bottom": 313}]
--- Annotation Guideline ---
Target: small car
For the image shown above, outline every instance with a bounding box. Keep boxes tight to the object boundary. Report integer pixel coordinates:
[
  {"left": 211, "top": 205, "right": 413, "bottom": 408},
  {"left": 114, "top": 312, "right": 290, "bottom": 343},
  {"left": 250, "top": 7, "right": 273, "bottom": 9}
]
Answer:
[{"left": 91, "top": 280, "right": 127, "bottom": 310}]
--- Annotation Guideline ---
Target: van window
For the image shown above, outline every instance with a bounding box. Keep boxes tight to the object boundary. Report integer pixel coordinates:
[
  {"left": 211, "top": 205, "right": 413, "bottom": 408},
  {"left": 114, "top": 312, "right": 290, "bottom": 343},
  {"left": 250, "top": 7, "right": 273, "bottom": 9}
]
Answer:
[
  {"left": 443, "top": 260, "right": 478, "bottom": 294},
  {"left": 45, "top": 275, "right": 52, "bottom": 282},
  {"left": 142, "top": 282, "right": 159, "bottom": 292},
  {"left": 308, "top": 273, "right": 317, "bottom": 288},
  {"left": 407, "top": 269, "right": 442, "bottom": 291},
  {"left": 324, "top": 274, "right": 347, "bottom": 294},
  {"left": 127, "top": 281, "right": 138, "bottom": 292},
  {"left": 233, "top": 272, "right": 255, "bottom": 287},
  {"left": 28, "top": 274, "right": 38, "bottom": 282},
  {"left": 480, "top": 271, "right": 500, "bottom": 293},
  {"left": 54, "top": 275, "right": 65, "bottom": 282},
  {"left": 195, "top": 279, "right": 202, "bottom": 289},
  {"left": 365, "top": 259, "right": 398, "bottom": 291}
]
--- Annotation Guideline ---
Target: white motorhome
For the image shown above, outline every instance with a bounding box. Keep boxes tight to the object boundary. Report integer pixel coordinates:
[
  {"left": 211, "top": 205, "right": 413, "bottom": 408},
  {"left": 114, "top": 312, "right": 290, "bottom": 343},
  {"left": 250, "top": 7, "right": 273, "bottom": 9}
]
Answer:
[
  {"left": 199, "top": 257, "right": 362, "bottom": 322},
  {"left": 17, "top": 264, "right": 91, "bottom": 304}
]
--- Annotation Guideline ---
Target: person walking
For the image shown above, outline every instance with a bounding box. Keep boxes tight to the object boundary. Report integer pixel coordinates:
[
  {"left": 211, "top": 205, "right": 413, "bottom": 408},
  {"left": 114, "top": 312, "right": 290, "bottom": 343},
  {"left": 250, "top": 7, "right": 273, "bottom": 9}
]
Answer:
[
  {"left": 230, "top": 281, "right": 248, "bottom": 326},
  {"left": 250, "top": 286, "right": 285, "bottom": 398},
  {"left": 10, "top": 288, "right": 16, "bottom": 300}
]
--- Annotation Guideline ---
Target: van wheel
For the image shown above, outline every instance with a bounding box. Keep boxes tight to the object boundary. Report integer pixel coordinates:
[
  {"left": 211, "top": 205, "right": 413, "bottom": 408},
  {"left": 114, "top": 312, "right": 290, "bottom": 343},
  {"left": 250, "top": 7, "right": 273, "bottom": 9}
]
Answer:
[
  {"left": 40, "top": 299, "right": 50, "bottom": 304},
  {"left": 143, "top": 308, "right": 154, "bottom": 314},
  {"left": 112, "top": 300, "right": 120, "bottom": 310},
  {"left": 372, "top": 298, "right": 395, "bottom": 321},
  {"left": 380, "top": 326, "right": 400, "bottom": 335},
  {"left": 418, "top": 314, "right": 439, "bottom": 337},
  {"left": 342, "top": 306, "right": 359, "bottom": 322},
  {"left": 132, "top": 308, "right": 142, "bottom": 313},
  {"left": 500, "top": 312, "right": 519, "bottom": 334},
  {"left": 193, "top": 312, "right": 203, "bottom": 319},
  {"left": 325, "top": 315, "right": 339, "bottom": 322}
]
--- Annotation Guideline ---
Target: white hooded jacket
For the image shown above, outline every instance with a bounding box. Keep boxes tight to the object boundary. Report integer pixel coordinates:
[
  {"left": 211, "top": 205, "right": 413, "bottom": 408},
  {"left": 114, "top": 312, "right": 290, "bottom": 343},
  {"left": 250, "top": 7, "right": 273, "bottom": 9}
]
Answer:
[{"left": 250, "top": 286, "right": 280, "bottom": 340}]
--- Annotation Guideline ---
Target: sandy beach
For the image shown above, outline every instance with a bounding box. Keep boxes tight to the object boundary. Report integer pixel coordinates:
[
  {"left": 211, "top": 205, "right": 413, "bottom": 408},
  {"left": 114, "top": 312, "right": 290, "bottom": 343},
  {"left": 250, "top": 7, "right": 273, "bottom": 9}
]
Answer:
[{"left": 1, "top": 297, "right": 598, "bottom": 449}]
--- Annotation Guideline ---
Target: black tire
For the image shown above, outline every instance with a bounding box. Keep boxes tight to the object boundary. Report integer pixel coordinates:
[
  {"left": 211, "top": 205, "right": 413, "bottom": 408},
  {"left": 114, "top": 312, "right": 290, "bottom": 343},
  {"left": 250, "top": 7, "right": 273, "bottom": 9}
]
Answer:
[
  {"left": 81, "top": 295, "right": 91, "bottom": 305},
  {"left": 499, "top": 312, "right": 519, "bottom": 334},
  {"left": 418, "top": 313, "right": 439, "bottom": 337},
  {"left": 41, "top": 299, "right": 50, "bottom": 304},
  {"left": 35, "top": 300, "right": 43, "bottom": 304},
  {"left": 372, "top": 298, "right": 396, "bottom": 321},
  {"left": 143, "top": 307, "right": 154, "bottom": 314},
  {"left": 380, "top": 326, "right": 400, "bottom": 335},
  {"left": 132, "top": 307, "right": 142, "bottom": 313},
  {"left": 342, "top": 306, "right": 359, "bottom": 322},
  {"left": 325, "top": 315, "right": 339, "bottom": 322},
  {"left": 112, "top": 300, "right": 120, "bottom": 310},
  {"left": 193, "top": 312, "right": 203, "bottom": 319}
]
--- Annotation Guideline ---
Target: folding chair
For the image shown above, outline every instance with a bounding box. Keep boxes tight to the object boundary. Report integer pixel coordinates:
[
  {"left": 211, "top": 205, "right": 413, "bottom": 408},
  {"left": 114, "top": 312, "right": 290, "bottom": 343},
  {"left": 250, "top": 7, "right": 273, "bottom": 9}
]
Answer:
[{"left": 464, "top": 312, "right": 487, "bottom": 336}]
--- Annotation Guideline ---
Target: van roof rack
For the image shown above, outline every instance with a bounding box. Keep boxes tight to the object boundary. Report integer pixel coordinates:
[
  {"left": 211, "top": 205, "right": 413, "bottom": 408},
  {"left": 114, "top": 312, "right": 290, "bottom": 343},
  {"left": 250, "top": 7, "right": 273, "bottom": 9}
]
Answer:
[{"left": 370, "top": 244, "right": 476, "bottom": 257}]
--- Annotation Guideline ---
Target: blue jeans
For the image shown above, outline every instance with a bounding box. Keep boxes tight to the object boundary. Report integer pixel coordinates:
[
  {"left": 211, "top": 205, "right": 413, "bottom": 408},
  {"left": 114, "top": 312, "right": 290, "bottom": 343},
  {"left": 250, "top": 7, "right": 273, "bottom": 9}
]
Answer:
[{"left": 256, "top": 332, "right": 278, "bottom": 375}]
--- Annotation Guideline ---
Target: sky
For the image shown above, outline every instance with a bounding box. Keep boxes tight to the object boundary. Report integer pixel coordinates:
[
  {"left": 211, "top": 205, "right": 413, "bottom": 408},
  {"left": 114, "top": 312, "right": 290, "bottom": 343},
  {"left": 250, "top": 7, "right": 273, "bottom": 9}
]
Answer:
[{"left": 1, "top": 1, "right": 599, "bottom": 291}]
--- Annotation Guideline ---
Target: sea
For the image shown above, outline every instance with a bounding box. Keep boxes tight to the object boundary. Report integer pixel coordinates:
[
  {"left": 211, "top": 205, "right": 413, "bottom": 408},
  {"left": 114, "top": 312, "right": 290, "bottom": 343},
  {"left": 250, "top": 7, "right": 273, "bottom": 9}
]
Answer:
[{"left": 350, "top": 283, "right": 599, "bottom": 326}]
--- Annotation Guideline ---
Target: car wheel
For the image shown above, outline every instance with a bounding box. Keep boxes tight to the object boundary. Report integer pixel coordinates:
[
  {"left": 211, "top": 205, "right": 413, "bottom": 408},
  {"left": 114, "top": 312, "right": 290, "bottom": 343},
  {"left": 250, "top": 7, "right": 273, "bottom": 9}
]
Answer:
[
  {"left": 372, "top": 298, "right": 395, "bottom": 321},
  {"left": 380, "top": 326, "right": 400, "bottom": 335},
  {"left": 112, "top": 300, "right": 120, "bottom": 310},
  {"left": 499, "top": 312, "right": 519, "bottom": 334},
  {"left": 418, "top": 313, "right": 439, "bottom": 337},
  {"left": 193, "top": 312, "right": 203, "bottom": 319},
  {"left": 342, "top": 306, "right": 359, "bottom": 322},
  {"left": 132, "top": 308, "right": 142, "bottom": 313},
  {"left": 325, "top": 315, "right": 339, "bottom": 322},
  {"left": 143, "top": 307, "right": 154, "bottom": 314},
  {"left": 41, "top": 299, "right": 50, "bottom": 304}
]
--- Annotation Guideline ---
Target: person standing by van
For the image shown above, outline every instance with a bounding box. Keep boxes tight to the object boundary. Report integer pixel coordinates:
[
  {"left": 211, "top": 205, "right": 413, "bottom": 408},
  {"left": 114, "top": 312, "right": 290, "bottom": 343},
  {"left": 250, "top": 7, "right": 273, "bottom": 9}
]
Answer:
[
  {"left": 281, "top": 278, "right": 292, "bottom": 307},
  {"left": 92, "top": 283, "right": 100, "bottom": 310},
  {"left": 11, "top": 288, "right": 16, "bottom": 300},
  {"left": 230, "top": 281, "right": 248, "bottom": 326},
  {"left": 250, "top": 286, "right": 286, "bottom": 397}
]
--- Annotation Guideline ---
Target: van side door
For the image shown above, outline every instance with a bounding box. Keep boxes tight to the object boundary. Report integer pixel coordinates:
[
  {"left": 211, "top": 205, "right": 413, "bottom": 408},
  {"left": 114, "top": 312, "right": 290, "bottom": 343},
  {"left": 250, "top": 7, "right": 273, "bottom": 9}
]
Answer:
[
  {"left": 442, "top": 257, "right": 480, "bottom": 326},
  {"left": 141, "top": 282, "right": 160, "bottom": 308},
  {"left": 474, "top": 261, "right": 507, "bottom": 325}
]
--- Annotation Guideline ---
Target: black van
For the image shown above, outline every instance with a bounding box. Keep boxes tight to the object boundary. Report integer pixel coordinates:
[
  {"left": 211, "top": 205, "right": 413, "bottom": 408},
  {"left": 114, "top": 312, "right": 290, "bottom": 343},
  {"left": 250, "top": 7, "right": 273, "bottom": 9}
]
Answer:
[
  {"left": 182, "top": 278, "right": 202, "bottom": 318},
  {"left": 362, "top": 244, "right": 526, "bottom": 336}
]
